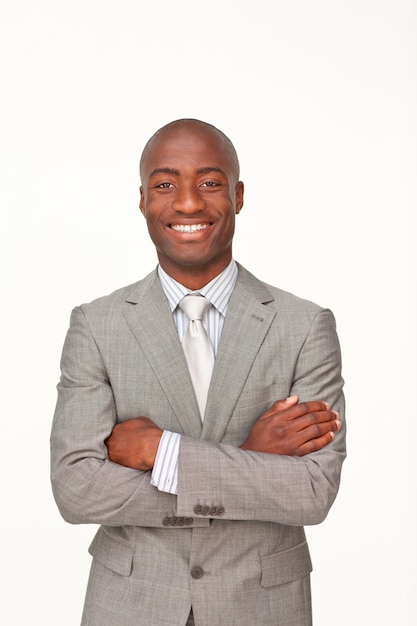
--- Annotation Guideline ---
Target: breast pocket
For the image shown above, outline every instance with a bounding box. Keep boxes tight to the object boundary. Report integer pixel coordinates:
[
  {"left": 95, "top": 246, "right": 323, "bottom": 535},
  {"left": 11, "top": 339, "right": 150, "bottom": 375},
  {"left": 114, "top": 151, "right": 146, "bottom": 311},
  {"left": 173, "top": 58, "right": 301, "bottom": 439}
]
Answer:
[
  {"left": 223, "top": 383, "right": 291, "bottom": 444},
  {"left": 235, "top": 383, "right": 291, "bottom": 415}
]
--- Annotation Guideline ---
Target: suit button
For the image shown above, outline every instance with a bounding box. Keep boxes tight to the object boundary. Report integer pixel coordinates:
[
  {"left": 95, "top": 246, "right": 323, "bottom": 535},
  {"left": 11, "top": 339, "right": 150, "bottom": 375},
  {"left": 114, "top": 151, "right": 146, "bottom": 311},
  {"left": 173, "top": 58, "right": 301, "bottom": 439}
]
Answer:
[
  {"left": 209, "top": 506, "right": 218, "bottom": 516},
  {"left": 193, "top": 505, "right": 202, "bottom": 515},
  {"left": 201, "top": 505, "right": 210, "bottom": 516},
  {"left": 191, "top": 566, "right": 204, "bottom": 579},
  {"left": 162, "top": 517, "right": 171, "bottom": 526},
  {"left": 185, "top": 517, "right": 193, "bottom": 526},
  {"left": 216, "top": 506, "right": 225, "bottom": 516}
]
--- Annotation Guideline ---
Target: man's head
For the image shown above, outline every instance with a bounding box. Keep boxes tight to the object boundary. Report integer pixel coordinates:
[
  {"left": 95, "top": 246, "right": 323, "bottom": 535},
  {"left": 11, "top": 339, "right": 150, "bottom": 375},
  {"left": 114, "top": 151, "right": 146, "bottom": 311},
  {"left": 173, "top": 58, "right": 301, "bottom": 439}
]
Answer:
[{"left": 139, "top": 119, "right": 244, "bottom": 289}]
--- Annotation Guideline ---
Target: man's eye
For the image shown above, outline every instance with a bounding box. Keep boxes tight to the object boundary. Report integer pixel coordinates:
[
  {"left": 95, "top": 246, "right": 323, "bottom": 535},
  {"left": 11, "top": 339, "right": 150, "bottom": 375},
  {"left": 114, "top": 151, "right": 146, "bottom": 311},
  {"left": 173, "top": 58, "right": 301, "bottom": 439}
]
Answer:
[
  {"left": 157, "top": 182, "right": 174, "bottom": 189},
  {"left": 201, "top": 181, "right": 219, "bottom": 187}
]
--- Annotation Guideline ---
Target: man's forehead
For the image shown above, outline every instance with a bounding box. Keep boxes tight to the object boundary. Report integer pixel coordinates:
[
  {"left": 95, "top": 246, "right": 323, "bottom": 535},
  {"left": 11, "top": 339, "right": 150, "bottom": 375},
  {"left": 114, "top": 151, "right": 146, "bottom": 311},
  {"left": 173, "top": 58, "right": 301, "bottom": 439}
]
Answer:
[{"left": 140, "top": 120, "right": 240, "bottom": 181}]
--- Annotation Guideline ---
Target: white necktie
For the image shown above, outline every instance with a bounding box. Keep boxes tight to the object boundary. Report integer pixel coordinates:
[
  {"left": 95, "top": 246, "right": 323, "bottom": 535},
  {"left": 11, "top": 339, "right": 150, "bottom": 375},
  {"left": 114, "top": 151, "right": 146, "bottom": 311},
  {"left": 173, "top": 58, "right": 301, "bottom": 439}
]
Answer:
[{"left": 179, "top": 295, "right": 215, "bottom": 420}]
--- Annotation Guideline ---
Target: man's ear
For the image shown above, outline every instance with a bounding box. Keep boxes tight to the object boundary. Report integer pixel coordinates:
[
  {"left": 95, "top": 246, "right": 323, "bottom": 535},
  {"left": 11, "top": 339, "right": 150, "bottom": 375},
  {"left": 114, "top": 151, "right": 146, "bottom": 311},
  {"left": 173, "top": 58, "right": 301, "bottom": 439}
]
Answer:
[
  {"left": 235, "top": 181, "right": 244, "bottom": 215},
  {"left": 139, "top": 186, "right": 146, "bottom": 216}
]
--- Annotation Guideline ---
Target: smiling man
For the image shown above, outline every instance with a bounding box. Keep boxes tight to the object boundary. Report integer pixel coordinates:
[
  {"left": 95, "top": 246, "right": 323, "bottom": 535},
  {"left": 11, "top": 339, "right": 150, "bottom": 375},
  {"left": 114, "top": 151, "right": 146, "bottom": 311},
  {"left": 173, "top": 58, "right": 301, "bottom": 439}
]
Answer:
[
  {"left": 51, "top": 119, "right": 346, "bottom": 626},
  {"left": 139, "top": 120, "right": 243, "bottom": 289}
]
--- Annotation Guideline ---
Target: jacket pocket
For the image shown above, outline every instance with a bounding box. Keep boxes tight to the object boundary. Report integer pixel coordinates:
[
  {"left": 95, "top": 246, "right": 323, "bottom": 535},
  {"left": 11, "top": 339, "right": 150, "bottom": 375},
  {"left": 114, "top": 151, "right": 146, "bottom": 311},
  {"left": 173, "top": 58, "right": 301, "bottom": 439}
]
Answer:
[
  {"left": 260, "top": 541, "right": 312, "bottom": 588},
  {"left": 88, "top": 527, "right": 134, "bottom": 577}
]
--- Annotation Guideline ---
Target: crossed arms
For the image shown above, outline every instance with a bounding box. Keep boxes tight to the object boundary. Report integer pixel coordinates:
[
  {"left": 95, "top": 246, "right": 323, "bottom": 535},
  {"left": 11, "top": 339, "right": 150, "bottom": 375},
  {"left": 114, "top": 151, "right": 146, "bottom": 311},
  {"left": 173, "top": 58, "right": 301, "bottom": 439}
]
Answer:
[
  {"left": 106, "top": 396, "right": 341, "bottom": 471},
  {"left": 51, "top": 304, "right": 346, "bottom": 528}
]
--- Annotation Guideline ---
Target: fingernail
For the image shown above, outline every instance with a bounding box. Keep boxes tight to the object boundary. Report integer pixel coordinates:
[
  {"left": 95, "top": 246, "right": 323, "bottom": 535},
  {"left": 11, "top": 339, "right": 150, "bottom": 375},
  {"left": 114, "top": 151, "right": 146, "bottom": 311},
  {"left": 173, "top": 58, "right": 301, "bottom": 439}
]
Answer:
[{"left": 335, "top": 420, "right": 341, "bottom": 429}]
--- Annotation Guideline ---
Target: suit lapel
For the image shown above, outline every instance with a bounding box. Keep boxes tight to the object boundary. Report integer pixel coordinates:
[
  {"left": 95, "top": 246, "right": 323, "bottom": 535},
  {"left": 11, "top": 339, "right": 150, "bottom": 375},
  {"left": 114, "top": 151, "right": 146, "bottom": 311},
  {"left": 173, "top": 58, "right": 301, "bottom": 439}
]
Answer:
[
  {"left": 122, "top": 271, "right": 202, "bottom": 437},
  {"left": 202, "top": 266, "right": 276, "bottom": 442},
  {"left": 120, "top": 266, "right": 275, "bottom": 442}
]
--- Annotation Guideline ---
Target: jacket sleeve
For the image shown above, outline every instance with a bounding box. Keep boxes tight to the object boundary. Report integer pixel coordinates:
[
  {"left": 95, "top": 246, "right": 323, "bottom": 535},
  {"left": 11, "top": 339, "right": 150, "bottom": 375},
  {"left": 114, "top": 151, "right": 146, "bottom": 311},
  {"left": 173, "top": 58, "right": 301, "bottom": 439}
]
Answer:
[
  {"left": 175, "top": 308, "right": 346, "bottom": 526},
  {"left": 50, "top": 306, "right": 209, "bottom": 529}
]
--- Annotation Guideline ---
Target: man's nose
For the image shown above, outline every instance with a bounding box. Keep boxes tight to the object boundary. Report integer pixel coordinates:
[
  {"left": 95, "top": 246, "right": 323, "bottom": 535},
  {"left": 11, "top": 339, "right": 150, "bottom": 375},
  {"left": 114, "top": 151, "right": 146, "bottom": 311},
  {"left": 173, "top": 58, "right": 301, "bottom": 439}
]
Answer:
[{"left": 172, "top": 185, "right": 206, "bottom": 213}]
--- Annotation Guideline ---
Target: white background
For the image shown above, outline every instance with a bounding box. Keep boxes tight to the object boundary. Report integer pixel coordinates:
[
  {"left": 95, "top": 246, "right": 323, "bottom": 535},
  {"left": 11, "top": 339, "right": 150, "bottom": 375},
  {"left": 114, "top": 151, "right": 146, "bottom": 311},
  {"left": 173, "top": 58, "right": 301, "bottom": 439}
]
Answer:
[{"left": 1, "top": 1, "right": 416, "bottom": 624}]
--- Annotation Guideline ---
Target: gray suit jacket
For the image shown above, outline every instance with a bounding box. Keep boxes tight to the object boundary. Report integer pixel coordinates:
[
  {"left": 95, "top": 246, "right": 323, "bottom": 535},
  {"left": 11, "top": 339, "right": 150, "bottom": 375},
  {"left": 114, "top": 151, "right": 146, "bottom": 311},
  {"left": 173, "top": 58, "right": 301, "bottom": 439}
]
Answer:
[{"left": 51, "top": 263, "right": 346, "bottom": 626}]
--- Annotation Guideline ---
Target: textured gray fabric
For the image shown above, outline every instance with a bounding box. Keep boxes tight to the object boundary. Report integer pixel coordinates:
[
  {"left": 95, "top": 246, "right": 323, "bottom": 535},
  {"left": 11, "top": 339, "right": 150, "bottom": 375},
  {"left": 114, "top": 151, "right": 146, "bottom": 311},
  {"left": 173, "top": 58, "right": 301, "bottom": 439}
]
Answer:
[{"left": 51, "top": 263, "right": 346, "bottom": 626}]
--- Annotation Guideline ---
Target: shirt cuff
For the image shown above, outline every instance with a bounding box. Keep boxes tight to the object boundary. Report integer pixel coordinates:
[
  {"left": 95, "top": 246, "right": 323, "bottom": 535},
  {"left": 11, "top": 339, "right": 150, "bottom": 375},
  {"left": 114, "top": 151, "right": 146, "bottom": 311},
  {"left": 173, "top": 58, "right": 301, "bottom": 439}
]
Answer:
[{"left": 150, "top": 430, "right": 180, "bottom": 495}]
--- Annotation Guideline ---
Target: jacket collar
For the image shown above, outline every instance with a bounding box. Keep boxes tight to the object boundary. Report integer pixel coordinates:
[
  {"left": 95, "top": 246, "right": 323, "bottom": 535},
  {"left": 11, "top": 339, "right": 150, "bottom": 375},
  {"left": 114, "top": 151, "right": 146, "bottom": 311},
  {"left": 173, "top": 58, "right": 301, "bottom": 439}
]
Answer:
[{"left": 122, "top": 264, "right": 276, "bottom": 441}]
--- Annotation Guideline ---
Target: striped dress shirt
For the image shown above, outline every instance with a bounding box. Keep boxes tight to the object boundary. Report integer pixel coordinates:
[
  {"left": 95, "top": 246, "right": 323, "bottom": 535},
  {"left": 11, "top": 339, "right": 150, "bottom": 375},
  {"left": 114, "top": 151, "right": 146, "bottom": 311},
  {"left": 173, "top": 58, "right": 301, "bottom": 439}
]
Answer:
[{"left": 150, "top": 260, "right": 238, "bottom": 494}]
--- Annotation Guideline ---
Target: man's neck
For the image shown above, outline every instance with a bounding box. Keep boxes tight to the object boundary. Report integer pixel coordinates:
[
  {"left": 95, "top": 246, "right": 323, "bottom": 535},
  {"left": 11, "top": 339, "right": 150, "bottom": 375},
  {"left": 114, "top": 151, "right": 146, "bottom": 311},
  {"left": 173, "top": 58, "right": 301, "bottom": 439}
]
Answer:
[{"left": 158, "top": 259, "right": 233, "bottom": 291}]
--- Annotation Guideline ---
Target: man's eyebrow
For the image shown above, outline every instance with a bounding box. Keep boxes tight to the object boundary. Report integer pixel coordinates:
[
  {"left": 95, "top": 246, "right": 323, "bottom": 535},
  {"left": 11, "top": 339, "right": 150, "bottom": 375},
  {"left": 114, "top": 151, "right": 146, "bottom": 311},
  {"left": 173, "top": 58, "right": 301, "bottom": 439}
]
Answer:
[
  {"left": 196, "top": 166, "right": 227, "bottom": 176},
  {"left": 149, "top": 167, "right": 180, "bottom": 177}
]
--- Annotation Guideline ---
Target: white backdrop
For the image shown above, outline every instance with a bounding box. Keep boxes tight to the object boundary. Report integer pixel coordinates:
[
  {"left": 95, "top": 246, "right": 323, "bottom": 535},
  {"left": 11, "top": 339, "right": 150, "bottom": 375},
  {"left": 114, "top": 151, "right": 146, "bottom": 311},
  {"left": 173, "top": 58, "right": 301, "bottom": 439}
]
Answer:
[{"left": 1, "top": 1, "right": 416, "bottom": 624}]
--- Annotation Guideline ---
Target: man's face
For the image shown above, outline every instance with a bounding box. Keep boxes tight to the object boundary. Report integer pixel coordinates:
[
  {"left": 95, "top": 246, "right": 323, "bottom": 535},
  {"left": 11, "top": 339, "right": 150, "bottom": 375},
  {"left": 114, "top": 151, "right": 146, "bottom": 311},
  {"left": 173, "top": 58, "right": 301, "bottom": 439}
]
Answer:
[{"left": 139, "top": 124, "right": 244, "bottom": 288}]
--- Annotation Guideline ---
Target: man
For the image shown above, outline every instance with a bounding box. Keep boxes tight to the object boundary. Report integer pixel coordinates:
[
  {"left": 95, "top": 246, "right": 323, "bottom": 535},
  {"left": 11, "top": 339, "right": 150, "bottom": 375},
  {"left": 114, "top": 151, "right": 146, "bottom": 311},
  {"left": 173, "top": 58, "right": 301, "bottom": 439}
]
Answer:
[{"left": 51, "top": 119, "right": 346, "bottom": 626}]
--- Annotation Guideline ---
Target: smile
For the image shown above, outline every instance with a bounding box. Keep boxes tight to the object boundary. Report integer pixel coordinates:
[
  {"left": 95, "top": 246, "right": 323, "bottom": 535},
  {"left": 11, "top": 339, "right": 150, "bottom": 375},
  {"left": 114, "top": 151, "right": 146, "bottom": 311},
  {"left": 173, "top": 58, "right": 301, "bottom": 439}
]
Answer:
[{"left": 170, "top": 223, "right": 211, "bottom": 232}]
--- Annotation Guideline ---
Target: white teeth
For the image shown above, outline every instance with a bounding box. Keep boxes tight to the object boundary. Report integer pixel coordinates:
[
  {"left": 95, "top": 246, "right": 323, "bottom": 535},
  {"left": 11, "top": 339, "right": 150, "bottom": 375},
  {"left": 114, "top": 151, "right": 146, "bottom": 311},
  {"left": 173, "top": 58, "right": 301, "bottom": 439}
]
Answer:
[{"left": 171, "top": 223, "right": 209, "bottom": 232}]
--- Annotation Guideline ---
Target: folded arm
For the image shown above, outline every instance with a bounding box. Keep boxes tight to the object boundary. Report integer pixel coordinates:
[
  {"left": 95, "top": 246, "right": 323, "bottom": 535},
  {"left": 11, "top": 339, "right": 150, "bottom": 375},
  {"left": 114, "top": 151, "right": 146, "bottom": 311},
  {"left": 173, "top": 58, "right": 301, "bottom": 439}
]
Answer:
[
  {"left": 176, "top": 308, "right": 346, "bottom": 526},
  {"left": 51, "top": 305, "right": 345, "bottom": 528},
  {"left": 106, "top": 395, "right": 340, "bottom": 468},
  {"left": 106, "top": 309, "right": 346, "bottom": 526},
  {"left": 50, "top": 306, "right": 207, "bottom": 528}
]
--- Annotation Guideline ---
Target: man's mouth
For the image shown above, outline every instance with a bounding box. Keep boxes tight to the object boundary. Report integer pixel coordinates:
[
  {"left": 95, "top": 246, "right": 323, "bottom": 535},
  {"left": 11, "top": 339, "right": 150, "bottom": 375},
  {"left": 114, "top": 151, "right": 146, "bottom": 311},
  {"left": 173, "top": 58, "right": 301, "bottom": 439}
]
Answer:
[{"left": 170, "top": 223, "right": 211, "bottom": 233}]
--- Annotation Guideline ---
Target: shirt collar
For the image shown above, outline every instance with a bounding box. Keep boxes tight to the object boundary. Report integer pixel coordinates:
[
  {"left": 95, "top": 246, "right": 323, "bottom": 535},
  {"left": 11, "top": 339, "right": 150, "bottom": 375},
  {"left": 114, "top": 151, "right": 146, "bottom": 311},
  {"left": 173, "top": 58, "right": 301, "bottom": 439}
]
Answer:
[{"left": 158, "top": 260, "right": 238, "bottom": 316}]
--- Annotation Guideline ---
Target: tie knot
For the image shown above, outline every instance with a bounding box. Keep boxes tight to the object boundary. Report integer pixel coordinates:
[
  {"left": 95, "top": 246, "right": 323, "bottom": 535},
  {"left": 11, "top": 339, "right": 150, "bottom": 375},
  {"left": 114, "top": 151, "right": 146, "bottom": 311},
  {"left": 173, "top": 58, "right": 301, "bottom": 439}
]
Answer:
[{"left": 179, "top": 295, "right": 211, "bottom": 321}]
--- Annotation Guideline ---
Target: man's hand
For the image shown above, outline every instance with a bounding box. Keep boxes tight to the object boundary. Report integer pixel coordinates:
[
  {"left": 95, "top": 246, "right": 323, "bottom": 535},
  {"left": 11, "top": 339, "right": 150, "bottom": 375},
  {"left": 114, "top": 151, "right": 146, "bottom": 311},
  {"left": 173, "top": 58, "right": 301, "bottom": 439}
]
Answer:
[
  {"left": 240, "top": 396, "right": 341, "bottom": 456},
  {"left": 105, "top": 417, "right": 163, "bottom": 471}
]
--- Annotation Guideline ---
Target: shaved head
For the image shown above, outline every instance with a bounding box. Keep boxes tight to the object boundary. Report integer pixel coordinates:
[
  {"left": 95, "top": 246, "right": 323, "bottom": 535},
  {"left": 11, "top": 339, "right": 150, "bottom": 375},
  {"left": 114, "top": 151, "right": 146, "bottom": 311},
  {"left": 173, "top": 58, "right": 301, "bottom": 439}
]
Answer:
[
  {"left": 138, "top": 117, "right": 244, "bottom": 289},
  {"left": 140, "top": 119, "right": 240, "bottom": 183}
]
